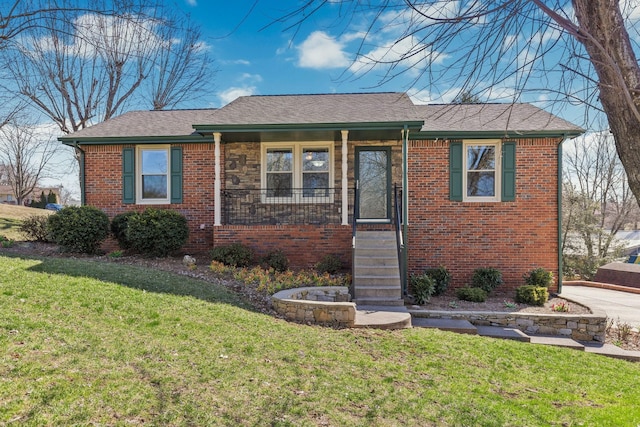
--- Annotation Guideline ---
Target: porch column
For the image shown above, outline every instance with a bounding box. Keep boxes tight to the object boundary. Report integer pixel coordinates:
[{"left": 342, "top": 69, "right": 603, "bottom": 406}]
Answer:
[
  {"left": 214, "top": 132, "right": 222, "bottom": 226},
  {"left": 341, "top": 130, "right": 349, "bottom": 225}
]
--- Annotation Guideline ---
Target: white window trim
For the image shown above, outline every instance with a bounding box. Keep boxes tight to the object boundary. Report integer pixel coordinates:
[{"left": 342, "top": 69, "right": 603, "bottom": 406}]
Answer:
[
  {"left": 261, "top": 141, "right": 334, "bottom": 204},
  {"left": 136, "top": 145, "right": 171, "bottom": 205},
  {"left": 463, "top": 139, "right": 501, "bottom": 203}
]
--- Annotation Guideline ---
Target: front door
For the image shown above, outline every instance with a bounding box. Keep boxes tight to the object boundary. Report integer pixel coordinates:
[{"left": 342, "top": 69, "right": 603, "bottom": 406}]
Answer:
[{"left": 355, "top": 147, "right": 391, "bottom": 222}]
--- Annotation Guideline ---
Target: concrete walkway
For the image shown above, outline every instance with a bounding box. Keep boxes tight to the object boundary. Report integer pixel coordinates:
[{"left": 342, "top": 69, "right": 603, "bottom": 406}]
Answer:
[{"left": 560, "top": 285, "right": 640, "bottom": 328}]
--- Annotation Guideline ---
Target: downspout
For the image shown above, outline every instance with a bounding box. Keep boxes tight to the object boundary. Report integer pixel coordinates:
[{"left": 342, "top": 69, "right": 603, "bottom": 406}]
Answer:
[
  {"left": 557, "top": 135, "right": 566, "bottom": 294},
  {"left": 402, "top": 125, "right": 409, "bottom": 295},
  {"left": 73, "top": 142, "right": 86, "bottom": 206}
]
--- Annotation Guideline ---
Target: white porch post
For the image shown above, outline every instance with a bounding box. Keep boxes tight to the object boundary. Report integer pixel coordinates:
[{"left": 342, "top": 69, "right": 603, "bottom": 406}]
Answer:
[
  {"left": 341, "top": 130, "right": 349, "bottom": 225},
  {"left": 214, "top": 132, "right": 222, "bottom": 226}
]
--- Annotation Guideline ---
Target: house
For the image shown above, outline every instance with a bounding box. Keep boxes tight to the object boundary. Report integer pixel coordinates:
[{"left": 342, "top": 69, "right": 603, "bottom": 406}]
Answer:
[{"left": 59, "top": 92, "right": 583, "bottom": 300}]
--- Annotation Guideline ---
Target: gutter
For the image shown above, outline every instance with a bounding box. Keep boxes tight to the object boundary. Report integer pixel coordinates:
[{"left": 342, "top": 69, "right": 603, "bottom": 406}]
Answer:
[
  {"left": 73, "top": 142, "right": 86, "bottom": 206},
  {"left": 557, "top": 135, "right": 567, "bottom": 294}
]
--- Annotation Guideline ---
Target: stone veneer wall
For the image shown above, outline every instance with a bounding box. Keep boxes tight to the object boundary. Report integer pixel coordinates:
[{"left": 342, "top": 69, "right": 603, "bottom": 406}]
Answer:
[
  {"left": 411, "top": 310, "right": 607, "bottom": 342},
  {"left": 272, "top": 286, "right": 355, "bottom": 327}
]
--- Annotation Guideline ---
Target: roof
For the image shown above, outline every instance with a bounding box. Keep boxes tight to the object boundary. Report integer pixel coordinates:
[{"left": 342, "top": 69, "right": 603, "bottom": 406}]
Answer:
[
  {"left": 196, "top": 92, "right": 422, "bottom": 127},
  {"left": 59, "top": 109, "right": 216, "bottom": 140},
  {"left": 59, "top": 93, "right": 583, "bottom": 144},
  {"left": 415, "top": 103, "right": 583, "bottom": 137}
]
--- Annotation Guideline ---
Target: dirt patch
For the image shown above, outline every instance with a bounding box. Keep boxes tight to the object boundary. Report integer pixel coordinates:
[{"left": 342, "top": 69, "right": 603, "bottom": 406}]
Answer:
[{"left": 417, "top": 294, "right": 591, "bottom": 315}]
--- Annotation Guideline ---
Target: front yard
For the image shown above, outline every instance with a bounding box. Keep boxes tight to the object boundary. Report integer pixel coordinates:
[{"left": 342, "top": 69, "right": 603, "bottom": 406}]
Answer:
[{"left": 1, "top": 253, "right": 640, "bottom": 426}]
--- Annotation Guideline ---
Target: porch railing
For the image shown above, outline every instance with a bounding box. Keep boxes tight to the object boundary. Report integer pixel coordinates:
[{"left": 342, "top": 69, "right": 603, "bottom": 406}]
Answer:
[{"left": 222, "top": 187, "right": 354, "bottom": 225}]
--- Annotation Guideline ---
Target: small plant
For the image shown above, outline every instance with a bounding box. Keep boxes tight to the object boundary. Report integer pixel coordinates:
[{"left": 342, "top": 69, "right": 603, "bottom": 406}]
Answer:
[
  {"left": 524, "top": 267, "right": 554, "bottom": 287},
  {"left": 515, "top": 285, "right": 548, "bottom": 306},
  {"left": 410, "top": 273, "right": 436, "bottom": 305},
  {"left": 47, "top": 206, "right": 110, "bottom": 254},
  {"left": 551, "top": 301, "right": 570, "bottom": 312},
  {"left": 456, "top": 287, "right": 487, "bottom": 302},
  {"left": 315, "top": 254, "right": 343, "bottom": 274},
  {"left": 424, "top": 266, "right": 451, "bottom": 296},
  {"left": 108, "top": 250, "right": 124, "bottom": 258},
  {"left": 210, "top": 243, "right": 253, "bottom": 267},
  {"left": 0, "top": 235, "right": 15, "bottom": 248},
  {"left": 209, "top": 260, "right": 231, "bottom": 275},
  {"left": 471, "top": 267, "right": 503, "bottom": 294},
  {"left": 448, "top": 300, "right": 458, "bottom": 309},
  {"left": 19, "top": 214, "right": 52, "bottom": 242},
  {"left": 262, "top": 250, "right": 289, "bottom": 272},
  {"left": 503, "top": 300, "right": 518, "bottom": 309}
]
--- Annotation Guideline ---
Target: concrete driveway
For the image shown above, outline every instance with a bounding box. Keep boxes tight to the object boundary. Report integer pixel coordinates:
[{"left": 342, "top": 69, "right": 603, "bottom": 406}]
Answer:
[{"left": 560, "top": 285, "right": 640, "bottom": 328}]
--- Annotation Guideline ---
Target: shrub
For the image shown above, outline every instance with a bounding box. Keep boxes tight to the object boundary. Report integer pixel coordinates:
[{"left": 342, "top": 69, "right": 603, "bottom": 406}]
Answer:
[
  {"left": 515, "top": 285, "right": 549, "bottom": 306},
  {"left": 126, "top": 208, "right": 189, "bottom": 257},
  {"left": 47, "top": 206, "right": 110, "bottom": 254},
  {"left": 424, "top": 266, "right": 451, "bottom": 296},
  {"left": 210, "top": 243, "right": 253, "bottom": 267},
  {"left": 110, "top": 211, "right": 138, "bottom": 250},
  {"left": 262, "top": 250, "right": 289, "bottom": 272},
  {"left": 524, "top": 267, "right": 554, "bottom": 287},
  {"left": 315, "top": 254, "right": 344, "bottom": 274},
  {"left": 410, "top": 273, "right": 436, "bottom": 305},
  {"left": 19, "top": 214, "right": 52, "bottom": 242},
  {"left": 0, "top": 235, "right": 15, "bottom": 248},
  {"left": 456, "top": 287, "right": 487, "bottom": 302},
  {"left": 471, "top": 267, "right": 503, "bottom": 294}
]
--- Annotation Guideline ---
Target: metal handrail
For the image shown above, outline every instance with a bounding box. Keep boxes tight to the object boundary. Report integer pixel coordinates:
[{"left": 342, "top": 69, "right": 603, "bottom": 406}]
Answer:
[{"left": 393, "top": 184, "right": 406, "bottom": 295}]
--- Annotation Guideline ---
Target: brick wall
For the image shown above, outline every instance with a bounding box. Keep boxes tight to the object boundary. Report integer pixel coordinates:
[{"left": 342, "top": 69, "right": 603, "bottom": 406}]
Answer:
[
  {"left": 83, "top": 143, "right": 218, "bottom": 253},
  {"left": 407, "top": 138, "right": 561, "bottom": 292}
]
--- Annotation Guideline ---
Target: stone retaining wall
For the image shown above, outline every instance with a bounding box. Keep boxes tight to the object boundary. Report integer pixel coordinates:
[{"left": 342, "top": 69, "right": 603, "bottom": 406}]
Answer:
[
  {"left": 411, "top": 309, "right": 607, "bottom": 342},
  {"left": 272, "top": 286, "right": 355, "bottom": 327}
]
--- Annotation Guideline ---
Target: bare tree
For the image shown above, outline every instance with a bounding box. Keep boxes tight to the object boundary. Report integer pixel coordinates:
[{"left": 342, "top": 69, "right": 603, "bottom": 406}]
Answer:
[
  {"left": 0, "top": 119, "right": 60, "bottom": 205},
  {"left": 277, "top": 1, "right": 640, "bottom": 206},
  {"left": 1, "top": 0, "right": 212, "bottom": 134},
  {"left": 562, "top": 131, "right": 636, "bottom": 277}
]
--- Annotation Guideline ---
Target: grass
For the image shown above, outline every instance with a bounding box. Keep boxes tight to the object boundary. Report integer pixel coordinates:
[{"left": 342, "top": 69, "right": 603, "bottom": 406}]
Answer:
[
  {"left": 0, "top": 204, "right": 52, "bottom": 240},
  {"left": 1, "top": 254, "right": 640, "bottom": 426}
]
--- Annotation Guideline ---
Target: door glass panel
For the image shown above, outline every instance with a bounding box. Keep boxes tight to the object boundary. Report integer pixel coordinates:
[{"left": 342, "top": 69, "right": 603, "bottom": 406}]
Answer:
[{"left": 358, "top": 150, "right": 388, "bottom": 219}]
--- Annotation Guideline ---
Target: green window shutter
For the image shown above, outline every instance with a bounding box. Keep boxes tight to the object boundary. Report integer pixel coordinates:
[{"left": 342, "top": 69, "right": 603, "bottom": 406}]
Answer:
[
  {"left": 501, "top": 141, "right": 516, "bottom": 202},
  {"left": 170, "top": 146, "right": 183, "bottom": 204},
  {"left": 449, "top": 141, "right": 463, "bottom": 201},
  {"left": 122, "top": 147, "right": 135, "bottom": 204}
]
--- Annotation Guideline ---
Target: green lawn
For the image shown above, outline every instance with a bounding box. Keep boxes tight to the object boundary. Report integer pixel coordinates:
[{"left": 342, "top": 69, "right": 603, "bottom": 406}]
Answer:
[{"left": 1, "top": 254, "right": 639, "bottom": 426}]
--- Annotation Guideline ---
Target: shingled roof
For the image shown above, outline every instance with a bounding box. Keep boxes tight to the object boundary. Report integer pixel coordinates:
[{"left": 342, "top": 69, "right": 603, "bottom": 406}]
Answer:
[
  {"left": 416, "top": 103, "right": 583, "bottom": 136},
  {"left": 59, "top": 93, "right": 583, "bottom": 143}
]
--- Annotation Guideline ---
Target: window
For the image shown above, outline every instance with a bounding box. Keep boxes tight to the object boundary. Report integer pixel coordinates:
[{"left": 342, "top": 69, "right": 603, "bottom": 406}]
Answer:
[
  {"left": 262, "top": 142, "right": 333, "bottom": 202},
  {"left": 465, "top": 143, "right": 498, "bottom": 200},
  {"left": 122, "top": 146, "right": 182, "bottom": 205},
  {"left": 449, "top": 140, "right": 516, "bottom": 202}
]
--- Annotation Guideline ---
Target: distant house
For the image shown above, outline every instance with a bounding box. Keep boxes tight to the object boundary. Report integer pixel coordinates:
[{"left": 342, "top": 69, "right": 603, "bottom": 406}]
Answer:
[
  {"left": 59, "top": 92, "right": 583, "bottom": 302},
  {"left": 0, "top": 184, "right": 61, "bottom": 206}
]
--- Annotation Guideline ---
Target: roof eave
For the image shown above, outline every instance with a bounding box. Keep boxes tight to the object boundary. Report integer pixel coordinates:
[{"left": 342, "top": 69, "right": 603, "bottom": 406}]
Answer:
[
  {"left": 192, "top": 121, "right": 425, "bottom": 134},
  {"left": 410, "top": 129, "right": 584, "bottom": 140},
  {"left": 58, "top": 135, "right": 208, "bottom": 146}
]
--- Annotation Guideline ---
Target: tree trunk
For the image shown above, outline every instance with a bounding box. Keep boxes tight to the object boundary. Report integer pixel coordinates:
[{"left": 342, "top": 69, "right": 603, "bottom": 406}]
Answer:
[{"left": 572, "top": 0, "right": 640, "bottom": 207}]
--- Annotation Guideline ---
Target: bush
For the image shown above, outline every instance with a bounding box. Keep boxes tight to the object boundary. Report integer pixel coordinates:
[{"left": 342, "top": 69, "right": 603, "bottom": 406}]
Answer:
[
  {"left": 126, "top": 208, "right": 189, "bottom": 257},
  {"left": 110, "top": 211, "right": 138, "bottom": 250},
  {"left": 410, "top": 273, "right": 436, "bottom": 305},
  {"left": 262, "top": 250, "right": 289, "bottom": 272},
  {"left": 456, "top": 287, "right": 488, "bottom": 302},
  {"left": 0, "top": 235, "right": 15, "bottom": 248},
  {"left": 424, "top": 266, "right": 451, "bottom": 296},
  {"left": 524, "top": 267, "right": 554, "bottom": 287},
  {"left": 47, "top": 206, "right": 110, "bottom": 254},
  {"left": 315, "top": 254, "right": 344, "bottom": 274},
  {"left": 19, "top": 214, "right": 52, "bottom": 242},
  {"left": 515, "top": 285, "right": 549, "bottom": 306},
  {"left": 471, "top": 267, "right": 503, "bottom": 294},
  {"left": 210, "top": 243, "right": 253, "bottom": 267}
]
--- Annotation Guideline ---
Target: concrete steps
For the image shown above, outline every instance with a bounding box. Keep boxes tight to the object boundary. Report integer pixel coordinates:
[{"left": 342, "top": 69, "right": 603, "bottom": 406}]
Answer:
[{"left": 353, "top": 231, "right": 402, "bottom": 306}]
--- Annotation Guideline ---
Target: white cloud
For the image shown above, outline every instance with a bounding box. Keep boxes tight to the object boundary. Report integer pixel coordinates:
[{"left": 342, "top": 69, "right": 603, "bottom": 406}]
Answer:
[
  {"left": 408, "top": 87, "right": 460, "bottom": 104},
  {"left": 239, "top": 73, "right": 263, "bottom": 83},
  {"left": 186, "top": 0, "right": 197, "bottom": 6},
  {"left": 297, "top": 31, "right": 350, "bottom": 69},
  {"left": 217, "top": 86, "right": 257, "bottom": 105}
]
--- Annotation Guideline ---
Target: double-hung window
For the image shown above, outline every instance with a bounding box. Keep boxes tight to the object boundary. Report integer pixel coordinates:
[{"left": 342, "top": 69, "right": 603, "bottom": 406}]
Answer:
[
  {"left": 122, "top": 145, "right": 182, "bottom": 205},
  {"left": 450, "top": 139, "right": 516, "bottom": 202},
  {"left": 262, "top": 142, "right": 333, "bottom": 203},
  {"left": 139, "top": 146, "right": 170, "bottom": 202}
]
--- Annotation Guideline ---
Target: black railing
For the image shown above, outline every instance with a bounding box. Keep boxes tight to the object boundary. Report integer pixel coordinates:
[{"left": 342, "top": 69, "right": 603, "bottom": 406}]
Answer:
[
  {"left": 393, "top": 184, "right": 406, "bottom": 295},
  {"left": 222, "top": 187, "right": 354, "bottom": 225}
]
